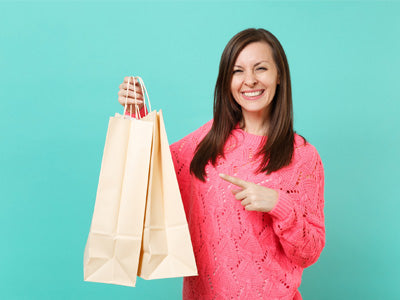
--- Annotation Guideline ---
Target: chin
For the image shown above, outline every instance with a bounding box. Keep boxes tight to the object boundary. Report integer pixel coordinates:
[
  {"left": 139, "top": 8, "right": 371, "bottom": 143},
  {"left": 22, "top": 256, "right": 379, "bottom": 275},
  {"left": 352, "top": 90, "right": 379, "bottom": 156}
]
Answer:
[{"left": 240, "top": 102, "right": 270, "bottom": 114}]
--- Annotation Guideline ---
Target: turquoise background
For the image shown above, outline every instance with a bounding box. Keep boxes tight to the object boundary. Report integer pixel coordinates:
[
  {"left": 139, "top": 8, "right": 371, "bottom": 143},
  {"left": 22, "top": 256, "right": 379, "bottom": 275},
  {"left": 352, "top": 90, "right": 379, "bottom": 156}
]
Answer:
[{"left": 1, "top": 0, "right": 399, "bottom": 299}]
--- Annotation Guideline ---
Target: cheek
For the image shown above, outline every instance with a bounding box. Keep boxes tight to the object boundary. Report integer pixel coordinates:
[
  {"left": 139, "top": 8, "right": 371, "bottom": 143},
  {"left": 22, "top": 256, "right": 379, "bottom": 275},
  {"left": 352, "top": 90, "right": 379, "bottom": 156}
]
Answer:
[
  {"left": 264, "top": 79, "right": 279, "bottom": 94},
  {"left": 262, "top": 74, "right": 279, "bottom": 86},
  {"left": 230, "top": 86, "right": 242, "bottom": 104},
  {"left": 230, "top": 81, "right": 242, "bottom": 100},
  {"left": 230, "top": 78, "right": 240, "bottom": 92}
]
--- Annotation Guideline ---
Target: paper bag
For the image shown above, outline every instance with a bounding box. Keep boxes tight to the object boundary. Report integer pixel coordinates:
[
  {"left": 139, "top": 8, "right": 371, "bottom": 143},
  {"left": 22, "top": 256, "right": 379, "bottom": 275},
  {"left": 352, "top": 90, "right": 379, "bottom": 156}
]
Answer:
[
  {"left": 84, "top": 76, "right": 197, "bottom": 287},
  {"left": 83, "top": 114, "right": 154, "bottom": 287},
  {"left": 138, "top": 110, "right": 198, "bottom": 279}
]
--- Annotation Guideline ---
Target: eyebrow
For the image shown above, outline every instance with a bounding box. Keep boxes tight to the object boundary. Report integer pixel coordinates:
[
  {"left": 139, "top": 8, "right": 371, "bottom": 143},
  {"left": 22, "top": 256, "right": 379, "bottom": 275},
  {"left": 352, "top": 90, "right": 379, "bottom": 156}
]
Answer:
[{"left": 234, "top": 60, "right": 271, "bottom": 68}]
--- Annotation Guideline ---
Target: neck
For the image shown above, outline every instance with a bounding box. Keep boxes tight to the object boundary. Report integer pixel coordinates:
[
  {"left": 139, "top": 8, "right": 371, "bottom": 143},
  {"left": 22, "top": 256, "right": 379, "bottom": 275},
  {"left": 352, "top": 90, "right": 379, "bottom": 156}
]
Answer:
[{"left": 240, "top": 110, "right": 270, "bottom": 136}]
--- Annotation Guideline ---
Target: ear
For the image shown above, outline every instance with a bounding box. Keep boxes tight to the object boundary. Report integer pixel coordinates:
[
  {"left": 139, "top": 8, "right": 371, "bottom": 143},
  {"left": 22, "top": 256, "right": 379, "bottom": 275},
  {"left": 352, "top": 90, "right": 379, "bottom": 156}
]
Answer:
[{"left": 277, "top": 76, "right": 280, "bottom": 85}]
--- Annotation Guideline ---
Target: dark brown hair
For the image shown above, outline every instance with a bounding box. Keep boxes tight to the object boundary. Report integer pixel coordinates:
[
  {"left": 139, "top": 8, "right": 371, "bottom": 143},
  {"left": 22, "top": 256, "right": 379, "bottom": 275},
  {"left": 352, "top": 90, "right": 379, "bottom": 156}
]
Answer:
[{"left": 190, "top": 28, "right": 304, "bottom": 181}]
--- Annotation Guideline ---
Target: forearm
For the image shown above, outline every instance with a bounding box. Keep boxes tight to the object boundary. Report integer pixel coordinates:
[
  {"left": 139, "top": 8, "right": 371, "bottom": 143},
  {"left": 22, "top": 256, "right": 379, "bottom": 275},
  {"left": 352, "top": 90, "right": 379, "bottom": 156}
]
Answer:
[
  {"left": 269, "top": 154, "right": 325, "bottom": 268},
  {"left": 270, "top": 190, "right": 325, "bottom": 267}
]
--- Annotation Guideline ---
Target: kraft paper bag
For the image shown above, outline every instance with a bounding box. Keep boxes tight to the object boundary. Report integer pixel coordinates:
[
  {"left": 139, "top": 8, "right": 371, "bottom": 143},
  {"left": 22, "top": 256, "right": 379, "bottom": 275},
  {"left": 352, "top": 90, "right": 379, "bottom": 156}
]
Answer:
[
  {"left": 138, "top": 110, "right": 198, "bottom": 279},
  {"left": 83, "top": 112, "right": 154, "bottom": 287}
]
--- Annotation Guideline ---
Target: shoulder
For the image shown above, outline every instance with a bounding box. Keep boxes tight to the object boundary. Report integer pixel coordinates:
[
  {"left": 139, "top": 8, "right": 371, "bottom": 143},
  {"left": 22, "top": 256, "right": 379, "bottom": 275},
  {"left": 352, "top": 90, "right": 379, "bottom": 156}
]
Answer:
[
  {"left": 293, "top": 133, "right": 323, "bottom": 169},
  {"left": 182, "top": 119, "right": 213, "bottom": 143},
  {"left": 192, "top": 119, "right": 213, "bottom": 138},
  {"left": 170, "top": 119, "right": 213, "bottom": 152}
]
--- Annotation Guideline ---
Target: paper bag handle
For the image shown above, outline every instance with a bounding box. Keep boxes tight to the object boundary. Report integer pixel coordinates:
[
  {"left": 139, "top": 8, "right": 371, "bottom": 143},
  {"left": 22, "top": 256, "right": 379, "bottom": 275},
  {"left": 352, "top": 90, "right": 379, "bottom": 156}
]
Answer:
[{"left": 123, "top": 76, "right": 152, "bottom": 119}]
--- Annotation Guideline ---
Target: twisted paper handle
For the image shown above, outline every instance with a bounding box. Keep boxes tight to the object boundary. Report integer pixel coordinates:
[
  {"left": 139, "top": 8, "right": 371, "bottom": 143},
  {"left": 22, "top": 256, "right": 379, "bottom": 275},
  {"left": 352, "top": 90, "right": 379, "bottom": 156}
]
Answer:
[{"left": 123, "top": 76, "right": 152, "bottom": 119}]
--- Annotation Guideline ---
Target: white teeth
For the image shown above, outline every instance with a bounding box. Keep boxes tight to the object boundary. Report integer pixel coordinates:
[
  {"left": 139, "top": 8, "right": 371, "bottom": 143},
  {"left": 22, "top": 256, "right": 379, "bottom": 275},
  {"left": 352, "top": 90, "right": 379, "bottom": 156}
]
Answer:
[{"left": 243, "top": 90, "right": 263, "bottom": 97}]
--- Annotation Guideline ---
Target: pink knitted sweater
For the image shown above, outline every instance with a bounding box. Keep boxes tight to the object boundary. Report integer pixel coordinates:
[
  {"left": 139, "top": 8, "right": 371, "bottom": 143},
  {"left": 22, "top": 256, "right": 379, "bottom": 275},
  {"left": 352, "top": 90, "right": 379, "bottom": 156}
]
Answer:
[{"left": 169, "top": 120, "right": 325, "bottom": 300}]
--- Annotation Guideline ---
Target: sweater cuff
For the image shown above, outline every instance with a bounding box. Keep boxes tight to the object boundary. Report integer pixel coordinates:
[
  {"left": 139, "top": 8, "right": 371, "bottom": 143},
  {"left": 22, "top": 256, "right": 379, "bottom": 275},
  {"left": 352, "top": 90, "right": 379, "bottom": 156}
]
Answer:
[{"left": 269, "top": 190, "right": 294, "bottom": 221}]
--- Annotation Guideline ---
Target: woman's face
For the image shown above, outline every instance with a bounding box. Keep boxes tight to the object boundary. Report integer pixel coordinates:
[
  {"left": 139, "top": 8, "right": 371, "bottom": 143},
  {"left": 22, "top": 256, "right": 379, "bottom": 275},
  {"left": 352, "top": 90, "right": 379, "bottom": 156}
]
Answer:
[{"left": 230, "top": 42, "right": 280, "bottom": 118}]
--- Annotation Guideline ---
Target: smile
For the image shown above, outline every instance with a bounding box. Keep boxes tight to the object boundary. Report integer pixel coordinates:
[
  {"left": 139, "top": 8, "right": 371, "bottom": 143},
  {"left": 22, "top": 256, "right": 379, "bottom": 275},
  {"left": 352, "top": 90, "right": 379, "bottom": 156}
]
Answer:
[{"left": 241, "top": 89, "right": 264, "bottom": 100}]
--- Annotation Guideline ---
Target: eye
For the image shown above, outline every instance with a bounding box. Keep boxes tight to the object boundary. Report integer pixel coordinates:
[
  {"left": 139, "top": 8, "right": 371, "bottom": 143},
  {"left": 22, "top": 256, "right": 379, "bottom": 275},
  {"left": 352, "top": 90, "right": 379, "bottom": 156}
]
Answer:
[
  {"left": 233, "top": 69, "right": 243, "bottom": 74},
  {"left": 256, "top": 67, "right": 267, "bottom": 71}
]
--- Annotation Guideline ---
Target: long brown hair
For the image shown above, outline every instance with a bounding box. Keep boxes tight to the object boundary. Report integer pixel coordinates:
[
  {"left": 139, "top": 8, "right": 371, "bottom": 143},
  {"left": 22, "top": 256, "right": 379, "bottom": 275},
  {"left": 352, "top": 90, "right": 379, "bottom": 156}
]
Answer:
[{"left": 190, "top": 28, "right": 303, "bottom": 181}]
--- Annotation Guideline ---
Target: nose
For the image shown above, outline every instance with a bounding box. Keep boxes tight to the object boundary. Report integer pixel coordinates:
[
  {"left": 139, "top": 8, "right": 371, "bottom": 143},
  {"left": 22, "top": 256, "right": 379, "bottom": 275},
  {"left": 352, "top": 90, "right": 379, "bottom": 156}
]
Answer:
[{"left": 244, "top": 71, "right": 257, "bottom": 87}]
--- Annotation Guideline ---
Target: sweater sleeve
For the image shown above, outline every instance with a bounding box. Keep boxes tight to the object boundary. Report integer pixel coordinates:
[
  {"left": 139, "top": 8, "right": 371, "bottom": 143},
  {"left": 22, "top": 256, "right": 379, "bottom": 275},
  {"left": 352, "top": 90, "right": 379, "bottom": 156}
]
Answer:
[
  {"left": 268, "top": 145, "right": 325, "bottom": 268},
  {"left": 170, "top": 134, "right": 195, "bottom": 208},
  {"left": 169, "top": 120, "right": 213, "bottom": 209}
]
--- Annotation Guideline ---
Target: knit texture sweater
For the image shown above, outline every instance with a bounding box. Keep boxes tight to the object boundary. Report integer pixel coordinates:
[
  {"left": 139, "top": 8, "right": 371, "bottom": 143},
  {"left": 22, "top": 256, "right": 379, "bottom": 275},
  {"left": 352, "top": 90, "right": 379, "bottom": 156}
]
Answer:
[{"left": 169, "top": 120, "right": 325, "bottom": 300}]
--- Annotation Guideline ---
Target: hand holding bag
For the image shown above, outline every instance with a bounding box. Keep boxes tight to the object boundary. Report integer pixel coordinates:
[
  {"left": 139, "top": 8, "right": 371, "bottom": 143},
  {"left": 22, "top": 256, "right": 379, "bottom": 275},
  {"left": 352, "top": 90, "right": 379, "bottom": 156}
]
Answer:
[
  {"left": 83, "top": 77, "right": 197, "bottom": 287},
  {"left": 83, "top": 77, "right": 153, "bottom": 286}
]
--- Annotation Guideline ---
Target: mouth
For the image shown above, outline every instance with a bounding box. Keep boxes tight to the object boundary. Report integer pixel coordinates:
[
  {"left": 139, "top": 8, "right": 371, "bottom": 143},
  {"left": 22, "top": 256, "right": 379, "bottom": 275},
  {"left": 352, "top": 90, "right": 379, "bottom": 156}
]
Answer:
[{"left": 241, "top": 89, "right": 265, "bottom": 100}]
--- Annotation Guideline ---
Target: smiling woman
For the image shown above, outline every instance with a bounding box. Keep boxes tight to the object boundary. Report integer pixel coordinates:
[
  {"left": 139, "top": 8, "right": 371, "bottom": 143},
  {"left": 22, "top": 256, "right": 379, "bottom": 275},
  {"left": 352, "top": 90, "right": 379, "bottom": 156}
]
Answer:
[
  {"left": 190, "top": 29, "right": 296, "bottom": 180},
  {"left": 118, "top": 28, "right": 325, "bottom": 300},
  {"left": 231, "top": 42, "right": 280, "bottom": 132}
]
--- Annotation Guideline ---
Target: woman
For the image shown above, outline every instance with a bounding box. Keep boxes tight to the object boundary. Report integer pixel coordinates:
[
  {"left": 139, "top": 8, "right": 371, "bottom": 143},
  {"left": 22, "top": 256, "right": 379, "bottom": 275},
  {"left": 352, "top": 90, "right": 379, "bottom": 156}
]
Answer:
[{"left": 118, "top": 28, "right": 325, "bottom": 300}]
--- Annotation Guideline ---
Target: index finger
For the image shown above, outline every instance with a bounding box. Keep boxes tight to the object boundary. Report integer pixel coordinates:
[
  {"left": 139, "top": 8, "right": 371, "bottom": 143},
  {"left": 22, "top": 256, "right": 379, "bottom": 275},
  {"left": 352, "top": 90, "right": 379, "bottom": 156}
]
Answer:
[{"left": 219, "top": 173, "right": 250, "bottom": 188}]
